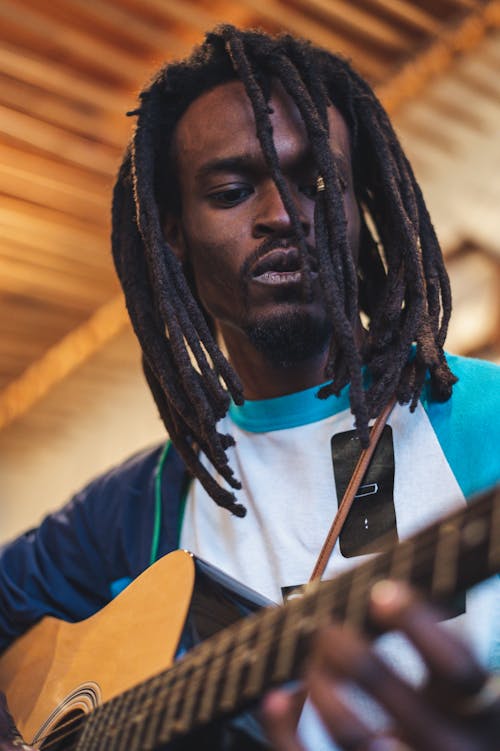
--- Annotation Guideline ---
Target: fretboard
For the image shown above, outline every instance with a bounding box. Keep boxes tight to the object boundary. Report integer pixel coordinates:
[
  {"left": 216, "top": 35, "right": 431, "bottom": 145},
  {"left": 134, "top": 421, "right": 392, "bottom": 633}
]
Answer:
[{"left": 75, "top": 486, "right": 499, "bottom": 751}]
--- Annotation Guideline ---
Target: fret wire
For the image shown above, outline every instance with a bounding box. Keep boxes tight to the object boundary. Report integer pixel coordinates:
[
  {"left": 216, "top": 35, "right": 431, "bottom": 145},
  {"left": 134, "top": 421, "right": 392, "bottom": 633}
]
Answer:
[
  {"left": 140, "top": 670, "right": 182, "bottom": 750},
  {"left": 116, "top": 677, "right": 154, "bottom": 751},
  {"left": 389, "top": 538, "right": 414, "bottom": 583},
  {"left": 89, "top": 693, "right": 126, "bottom": 751},
  {"left": 218, "top": 617, "right": 261, "bottom": 712},
  {"left": 242, "top": 607, "right": 283, "bottom": 700},
  {"left": 156, "top": 659, "right": 194, "bottom": 744},
  {"left": 106, "top": 683, "right": 141, "bottom": 751},
  {"left": 431, "top": 521, "right": 461, "bottom": 597},
  {"left": 271, "top": 590, "right": 324, "bottom": 684},
  {"left": 195, "top": 629, "right": 236, "bottom": 724},
  {"left": 344, "top": 557, "right": 378, "bottom": 628},
  {"left": 169, "top": 645, "right": 216, "bottom": 734}
]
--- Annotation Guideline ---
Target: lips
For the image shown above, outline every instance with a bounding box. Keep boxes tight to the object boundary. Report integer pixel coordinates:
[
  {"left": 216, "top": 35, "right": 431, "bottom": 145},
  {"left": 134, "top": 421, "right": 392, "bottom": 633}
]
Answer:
[{"left": 251, "top": 247, "right": 318, "bottom": 285}]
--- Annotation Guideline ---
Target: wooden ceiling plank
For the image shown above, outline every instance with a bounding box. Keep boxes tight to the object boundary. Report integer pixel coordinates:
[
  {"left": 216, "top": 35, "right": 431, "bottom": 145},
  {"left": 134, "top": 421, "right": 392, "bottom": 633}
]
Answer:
[
  {"left": 231, "top": 0, "right": 389, "bottom": 80},
  {"left": 0, "top": 270, "right": 112, "bottom": 313},
  {"left": 114, "top": 0, "right": 220, "bottom": 34},
  {"left": 0, "top": 0, "right": 152, "bottom": 86},
  {"left": 362, "top": 0, "right": 441, "bottom": 35},
  {"left": 0, "top": 42, "right": 129, "bottom": 113},
  {"left": 28, "top": 0, "right": 188, "bottom": 59},
  {"left": 0, "top": 295, "right": 129, "bottom": 431},
  {"left": 0, "top": 253, "right": 113, "bottom": 295},
  {"left": 0, "top": 142, "right": 111, "bottom": 195},
  {"left": 1, "top": 194, "right": 111, "bottom": 238},
  {"left": 0, "top": 105, "right": 120, "bottom": 176},
  {"left": 0, "top": 238, "right": 114, "bottom": 282},
  {"left": 0, "top": 74, "right": 128, "bottom": 149},
  {"left": 299, "top": 0, "right": 410, "bottom": 51},
  {"left": 0, "top": 164, "right": 108, "bottom": 226},
  {"left": 0, "top": 226, "right": 111, "bottom": 275},
  {"left": 377, "top": 0, "right": 500, "bottom": 114}
]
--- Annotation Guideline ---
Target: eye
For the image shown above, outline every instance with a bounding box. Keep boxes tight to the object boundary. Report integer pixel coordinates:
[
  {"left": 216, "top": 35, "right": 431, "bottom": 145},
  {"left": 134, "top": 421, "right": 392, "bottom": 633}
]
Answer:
[{"left": 209, "top": 185, "right": 254, "bottom": 207}]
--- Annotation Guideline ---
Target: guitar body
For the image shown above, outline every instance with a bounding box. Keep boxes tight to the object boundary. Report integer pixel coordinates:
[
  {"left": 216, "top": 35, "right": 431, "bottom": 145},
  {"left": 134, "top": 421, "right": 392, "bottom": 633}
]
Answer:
[{"left": 0, "top": 550, "right": 270, "bottom": 747}]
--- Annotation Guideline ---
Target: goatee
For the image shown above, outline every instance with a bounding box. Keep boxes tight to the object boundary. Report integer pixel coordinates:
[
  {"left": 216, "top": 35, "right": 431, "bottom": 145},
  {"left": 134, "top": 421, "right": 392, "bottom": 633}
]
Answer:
[{"left": 244, "top": 310, "right": 332, "bottom": 368}]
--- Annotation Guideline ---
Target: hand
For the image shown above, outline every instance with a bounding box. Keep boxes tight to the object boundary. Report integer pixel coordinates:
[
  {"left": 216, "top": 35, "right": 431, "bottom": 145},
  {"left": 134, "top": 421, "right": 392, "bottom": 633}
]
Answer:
[
  {"left": 261, "top": 581, "right": 500, "bottom": 751},
  {"left": 0, "top": 693, "right": 34, "bottom": 751}
]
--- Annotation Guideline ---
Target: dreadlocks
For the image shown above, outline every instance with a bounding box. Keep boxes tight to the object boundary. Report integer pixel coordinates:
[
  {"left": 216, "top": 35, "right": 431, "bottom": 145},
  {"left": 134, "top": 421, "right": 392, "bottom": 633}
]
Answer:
[{"left": 111, "top": 24, "right": 457, "bottom": 516}]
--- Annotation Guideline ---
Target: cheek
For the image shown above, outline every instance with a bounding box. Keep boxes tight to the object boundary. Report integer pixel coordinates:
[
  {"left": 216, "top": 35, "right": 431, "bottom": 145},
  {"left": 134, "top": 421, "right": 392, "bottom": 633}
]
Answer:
[{"left": 182, "top": 231, "right": 246, "bottom": 319}]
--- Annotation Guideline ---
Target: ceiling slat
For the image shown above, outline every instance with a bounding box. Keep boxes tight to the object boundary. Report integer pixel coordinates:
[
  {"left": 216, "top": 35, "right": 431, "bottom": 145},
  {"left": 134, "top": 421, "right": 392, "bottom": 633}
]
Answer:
[
  {"left": 0, "top": 296, "right": 129, "bottom": 431},
  {"left": 0, "top": 0, "right": 152, "bottom": 86},
  {"left": 361, "top": 0, "right": 441, "bottom": 35},
  {"left": 0, "top": 75, "right": 127, "bottom": 149},
  {"left": 299, "top": 0, "right": 411, "bottom": 51},
  {"left": 0, "top": 105, "right": 120, "bottom": 175},
  {"left": 0, "top": 42, "right": 129, "bottom": 112}
]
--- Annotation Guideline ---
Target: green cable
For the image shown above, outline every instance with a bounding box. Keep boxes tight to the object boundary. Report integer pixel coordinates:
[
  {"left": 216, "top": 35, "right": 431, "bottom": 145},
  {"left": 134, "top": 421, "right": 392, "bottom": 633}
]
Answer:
[{"left": 149, "top": 440, "right": 171, "bottom": 566}]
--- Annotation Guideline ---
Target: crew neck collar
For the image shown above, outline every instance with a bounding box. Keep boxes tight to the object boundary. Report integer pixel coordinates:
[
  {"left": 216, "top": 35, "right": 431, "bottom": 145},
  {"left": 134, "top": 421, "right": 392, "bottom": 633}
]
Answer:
[{"left": 228, "top": 382, "right": 351, "bottom": 433}]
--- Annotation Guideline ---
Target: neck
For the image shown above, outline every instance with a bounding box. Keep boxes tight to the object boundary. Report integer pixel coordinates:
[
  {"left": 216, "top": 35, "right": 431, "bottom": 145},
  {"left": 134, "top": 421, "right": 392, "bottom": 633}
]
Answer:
[{"left": 221, "top": 327, "right": 329, "bottom": 400}]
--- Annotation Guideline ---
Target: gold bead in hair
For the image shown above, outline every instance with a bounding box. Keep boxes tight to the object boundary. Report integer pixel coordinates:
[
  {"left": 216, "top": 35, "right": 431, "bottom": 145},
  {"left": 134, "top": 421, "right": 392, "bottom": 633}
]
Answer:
[{"left": 316, "top": 175, "right": 325, "bottom": 192}]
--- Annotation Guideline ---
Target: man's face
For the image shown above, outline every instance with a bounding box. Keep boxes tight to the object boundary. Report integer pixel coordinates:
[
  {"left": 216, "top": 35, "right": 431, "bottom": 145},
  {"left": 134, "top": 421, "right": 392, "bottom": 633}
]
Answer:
[{"left": 165, "top": 80, "right": 360, "bottom": 366}]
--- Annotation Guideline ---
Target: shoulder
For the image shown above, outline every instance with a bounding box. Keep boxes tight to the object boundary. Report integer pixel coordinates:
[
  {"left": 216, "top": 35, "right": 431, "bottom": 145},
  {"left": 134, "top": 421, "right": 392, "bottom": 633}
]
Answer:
[{"left": 421, "top": 354, "right": 500, "bottom": 498}]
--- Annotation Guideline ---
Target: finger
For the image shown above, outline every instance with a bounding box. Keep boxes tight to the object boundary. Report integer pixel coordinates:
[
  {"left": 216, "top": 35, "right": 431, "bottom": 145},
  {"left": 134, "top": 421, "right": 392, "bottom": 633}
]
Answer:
[
  {"left": 308, "top": 668, "right": 409, "bottom": 751},
  {"left": 369, "top": 581, "right": 487, "bottom": 700},
  {"left": 261, "top": 690, "right": 307, "bottom": 751},
  {"left": 312, "top": 623, "right": 470, "bottom": 751}
]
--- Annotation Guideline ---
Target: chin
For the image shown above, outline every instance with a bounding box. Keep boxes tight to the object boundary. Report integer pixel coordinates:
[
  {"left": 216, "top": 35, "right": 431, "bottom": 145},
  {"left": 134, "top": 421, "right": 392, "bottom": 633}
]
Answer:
[{"left": 244, "top": 308, "right": 332, "bottom": 367}]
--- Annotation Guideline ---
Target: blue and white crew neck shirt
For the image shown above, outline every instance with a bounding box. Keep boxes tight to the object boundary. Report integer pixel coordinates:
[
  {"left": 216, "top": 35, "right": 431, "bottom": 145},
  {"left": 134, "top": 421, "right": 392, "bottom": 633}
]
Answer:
[{"left": 179, "top": 354, "right": 500, "bottom": 749}]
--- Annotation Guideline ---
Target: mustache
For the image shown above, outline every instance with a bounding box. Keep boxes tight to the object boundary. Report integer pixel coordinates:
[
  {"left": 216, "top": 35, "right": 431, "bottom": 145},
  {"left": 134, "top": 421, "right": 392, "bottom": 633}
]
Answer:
[{"left": 239, "top": 236, "right": 317, "bottom": 280}]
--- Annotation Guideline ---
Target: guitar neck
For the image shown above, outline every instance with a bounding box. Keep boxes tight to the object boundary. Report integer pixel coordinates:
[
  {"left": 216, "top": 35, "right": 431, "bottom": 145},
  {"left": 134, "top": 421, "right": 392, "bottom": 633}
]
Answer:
[{"left": 76, "top": 487, "right": 499, "bottom": 751}]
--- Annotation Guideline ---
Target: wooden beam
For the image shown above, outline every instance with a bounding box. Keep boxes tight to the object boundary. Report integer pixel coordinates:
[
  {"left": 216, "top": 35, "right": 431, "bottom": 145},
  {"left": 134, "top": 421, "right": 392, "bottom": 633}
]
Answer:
[
  {"left": 0, "top": 41, "right": 128, "bottom": 112},
  {"left": 118, "top": 0, "right": 219, "bottom": 34},
  {"left": 0, "top": 74, "right": 128, "bottom": 149},
  {"left": 362, "top": 0, "right": 441, "bottom": 35},
  {"left": 301, "top": 0, "right": 410, "bottom": 52},
  {"left": 377, "top": 0, "right": 500, "bottom": 114},
  {"left": 0, "top": 296, "right": 130, "bottom": 431},
  {"left": 0, "top": 161, "right": 108, "bottom": 225},
  {"left": 36, "top": 0, "right": 188, "bottom": 59},
  {"left": 0, "top": 195, "right": 111, "bottom": 255},
  {"left": 0, "top": 0, "right": 153, "bottom": 87},
  {"left": 0, "top": 104, "right": 120, "bottom": 175}
]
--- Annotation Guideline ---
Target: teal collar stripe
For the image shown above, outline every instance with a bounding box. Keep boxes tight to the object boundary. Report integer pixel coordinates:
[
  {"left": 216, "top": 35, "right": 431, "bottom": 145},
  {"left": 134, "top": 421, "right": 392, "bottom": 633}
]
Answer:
[{"left": 228, "top": 381, "right": 351, "bottom": 433}]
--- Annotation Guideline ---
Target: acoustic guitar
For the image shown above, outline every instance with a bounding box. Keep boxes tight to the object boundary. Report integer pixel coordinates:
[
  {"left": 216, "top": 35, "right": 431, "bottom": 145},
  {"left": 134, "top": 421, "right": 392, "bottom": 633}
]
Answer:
[{"left": 0, "top": 487, "right": 498, "bottom": 750}]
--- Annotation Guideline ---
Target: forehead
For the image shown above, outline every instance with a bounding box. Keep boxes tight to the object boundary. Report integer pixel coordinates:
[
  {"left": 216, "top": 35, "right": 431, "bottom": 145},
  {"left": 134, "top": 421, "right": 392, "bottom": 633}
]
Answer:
[{"left": 171, "top": 79, "right": 352, "bottom": 177}]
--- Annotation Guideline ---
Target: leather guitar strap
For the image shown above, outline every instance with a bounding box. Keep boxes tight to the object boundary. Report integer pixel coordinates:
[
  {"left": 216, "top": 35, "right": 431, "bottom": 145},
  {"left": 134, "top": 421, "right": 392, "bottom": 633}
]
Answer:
[{"left": 309, "top": 395, "right": 397, "bottom": 583}]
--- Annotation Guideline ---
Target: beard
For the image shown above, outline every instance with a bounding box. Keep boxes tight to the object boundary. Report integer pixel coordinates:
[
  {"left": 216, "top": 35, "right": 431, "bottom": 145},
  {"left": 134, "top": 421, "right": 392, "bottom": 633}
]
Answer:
[{"left": 243, "top": 308, "right": 332, "bottom": 368}]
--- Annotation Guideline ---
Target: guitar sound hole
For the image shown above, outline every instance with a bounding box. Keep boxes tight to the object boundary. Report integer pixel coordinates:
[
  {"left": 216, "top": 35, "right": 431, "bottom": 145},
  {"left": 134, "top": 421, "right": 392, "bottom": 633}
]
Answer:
[{"left": 39, "top": 708, "right": 85, "bottom": 751}]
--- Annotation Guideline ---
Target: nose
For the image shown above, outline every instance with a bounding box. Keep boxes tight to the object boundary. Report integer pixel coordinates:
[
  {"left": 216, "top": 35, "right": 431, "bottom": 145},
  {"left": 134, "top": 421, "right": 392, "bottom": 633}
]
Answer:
[{"left": 252, "top": 181, "right": 311, "bottom": 239}]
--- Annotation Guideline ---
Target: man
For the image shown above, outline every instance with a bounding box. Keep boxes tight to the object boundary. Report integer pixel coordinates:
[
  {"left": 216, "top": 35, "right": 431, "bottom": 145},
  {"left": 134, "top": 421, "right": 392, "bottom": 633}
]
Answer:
[{"left": 0, "top": 25, "right": 499, "bottom": 750}]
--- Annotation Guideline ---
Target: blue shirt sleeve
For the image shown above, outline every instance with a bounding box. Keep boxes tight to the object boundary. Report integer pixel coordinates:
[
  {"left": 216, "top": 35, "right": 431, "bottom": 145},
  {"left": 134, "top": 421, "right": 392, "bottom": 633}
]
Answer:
[
  {"left": 421, "top": 354, "right": 500, "bottom": 499},
  {"left": 0, "top": 444, "right": 164, "bottom": 653}
]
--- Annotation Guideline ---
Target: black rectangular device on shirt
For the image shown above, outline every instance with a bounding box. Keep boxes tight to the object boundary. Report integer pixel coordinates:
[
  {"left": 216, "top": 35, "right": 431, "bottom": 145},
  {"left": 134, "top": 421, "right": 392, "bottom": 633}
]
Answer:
[{"left": 331, "top": 425, "right": 398, "bottom": 557}]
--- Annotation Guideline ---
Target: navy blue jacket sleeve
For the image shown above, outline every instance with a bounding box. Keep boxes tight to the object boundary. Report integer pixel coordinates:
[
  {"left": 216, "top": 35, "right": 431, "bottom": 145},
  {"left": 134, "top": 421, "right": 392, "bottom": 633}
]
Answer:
[{"left": 0, "top": 444, "right": 168, "bottom": 653}]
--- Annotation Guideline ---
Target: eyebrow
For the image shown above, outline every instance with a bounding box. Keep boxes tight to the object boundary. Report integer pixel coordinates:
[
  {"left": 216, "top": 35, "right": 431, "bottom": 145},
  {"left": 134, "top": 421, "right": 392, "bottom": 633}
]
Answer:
[
  {"left": 195, "top": 155, "right": 257, "bottom": 181},
  {"left": 195, "top": 148, "right": 350, "bottom": 182}
]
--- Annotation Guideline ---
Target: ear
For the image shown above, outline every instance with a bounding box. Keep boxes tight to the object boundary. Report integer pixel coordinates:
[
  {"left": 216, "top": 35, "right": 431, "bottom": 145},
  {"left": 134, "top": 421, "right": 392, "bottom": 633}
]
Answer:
[{"left": 163, "top": 212, "right": 186, "bottom": 263}]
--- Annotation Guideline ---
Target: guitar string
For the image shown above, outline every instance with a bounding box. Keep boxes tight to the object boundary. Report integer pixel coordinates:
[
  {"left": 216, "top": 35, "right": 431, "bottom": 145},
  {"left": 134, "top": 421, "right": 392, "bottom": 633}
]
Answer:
[{"left": 35, "top": 498, "right": 498, "bottom": 751}]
